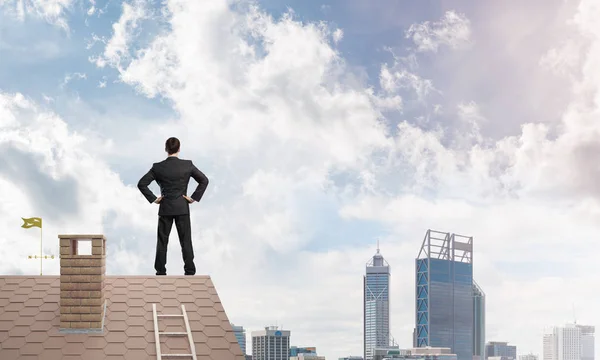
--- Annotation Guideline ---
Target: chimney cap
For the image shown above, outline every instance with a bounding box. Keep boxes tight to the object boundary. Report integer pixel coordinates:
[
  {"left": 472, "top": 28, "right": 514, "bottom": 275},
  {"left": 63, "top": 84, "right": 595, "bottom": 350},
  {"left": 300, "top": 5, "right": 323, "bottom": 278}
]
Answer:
[{"left": 58, "top": 234, "right": 106, "bottom": 239}]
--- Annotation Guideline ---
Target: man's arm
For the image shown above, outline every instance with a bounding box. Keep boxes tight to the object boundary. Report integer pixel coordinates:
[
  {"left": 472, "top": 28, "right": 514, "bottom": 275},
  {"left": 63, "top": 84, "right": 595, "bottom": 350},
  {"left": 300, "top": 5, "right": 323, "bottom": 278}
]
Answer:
[
  {"left": 137, "top": 166, "right": 158, "bottom": 203},
  {"left": 189, "top": 161, "right": 209, "bottom": 202}
]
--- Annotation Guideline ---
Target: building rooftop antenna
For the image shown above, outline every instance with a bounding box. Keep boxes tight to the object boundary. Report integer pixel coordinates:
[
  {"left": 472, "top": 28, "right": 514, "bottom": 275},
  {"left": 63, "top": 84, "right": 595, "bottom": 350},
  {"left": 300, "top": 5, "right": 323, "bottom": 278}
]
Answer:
[{"left": 376, "top": 238, "right": 380, "bottom": 254}]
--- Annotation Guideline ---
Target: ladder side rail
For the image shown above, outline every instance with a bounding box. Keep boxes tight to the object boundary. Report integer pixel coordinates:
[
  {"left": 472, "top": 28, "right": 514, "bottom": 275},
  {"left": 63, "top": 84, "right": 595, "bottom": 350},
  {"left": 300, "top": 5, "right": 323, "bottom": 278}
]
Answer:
[
  {"left": 181, "top": 304, "right": 198, "bottom": 360},
  {"left": 153, "top": 303, "right": 163, "bottom": 360}
]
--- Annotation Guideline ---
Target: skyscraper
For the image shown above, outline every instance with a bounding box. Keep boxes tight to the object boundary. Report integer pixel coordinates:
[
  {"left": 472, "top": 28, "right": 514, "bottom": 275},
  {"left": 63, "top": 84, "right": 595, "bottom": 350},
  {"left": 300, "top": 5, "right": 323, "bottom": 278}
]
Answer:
[
  {"left": 364, "top": 243, "right": 391, "bottom": 360},
  {"left": 252, "top": 326, "right": 290, "bottom": 360},
  {"left": 415, "top": 230, "right": 474, "bottom": 360},
  {"left": 473, "top": 282, "right": 486, "bottom": 360},
  {"left": 232, "top": 323, "right": 247, "bottom": 355}
]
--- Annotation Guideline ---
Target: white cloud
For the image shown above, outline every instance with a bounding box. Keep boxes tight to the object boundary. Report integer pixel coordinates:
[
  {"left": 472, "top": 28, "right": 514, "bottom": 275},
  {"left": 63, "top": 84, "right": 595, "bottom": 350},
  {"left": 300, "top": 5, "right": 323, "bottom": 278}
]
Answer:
[
  {"left": 0, "top": 0, "right": 75, "bottom": 30},
  {"left": 452, "top": 101, "right": 485, "bottom": 149},
  {"left": 41, "top": 94, "right": 54, "bottom": 104},
  {"left": 332, "top": 28, "right": 343, "bottom": 44},
  {"left": 61, "top": 72, "right": 87, "bottom": 88},
  {"left": 379, "top": 64, "right": 434, "bottom": 100},
  {"left": 406, "top": 10, "right": 472, "bottom": 53},
  {"left": 377, "top": 47, "right": 435, "bottom": 103},
  {"left": 540, "top": 39, "right": 586, "bottom": 77},
  {"left": 92, "top": 0, "right": 150, "bottom": 70}
]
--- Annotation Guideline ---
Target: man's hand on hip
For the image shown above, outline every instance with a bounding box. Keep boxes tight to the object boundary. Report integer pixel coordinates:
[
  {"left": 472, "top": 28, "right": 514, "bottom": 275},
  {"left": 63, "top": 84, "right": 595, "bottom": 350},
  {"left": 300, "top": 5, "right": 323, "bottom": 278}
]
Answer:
[
  {"left": 154, "top": 196, "right": 163, "bottom": 204},
  {"left": 183, "top": 195, "right": 195, "bottom": 203}
]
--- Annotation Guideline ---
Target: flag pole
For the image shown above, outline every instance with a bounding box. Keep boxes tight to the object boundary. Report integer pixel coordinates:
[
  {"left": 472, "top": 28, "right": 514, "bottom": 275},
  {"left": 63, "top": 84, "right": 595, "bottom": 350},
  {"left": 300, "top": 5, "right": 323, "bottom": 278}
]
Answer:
[{"left": 23, "top": 217, "right": 53, "bottom": 275}]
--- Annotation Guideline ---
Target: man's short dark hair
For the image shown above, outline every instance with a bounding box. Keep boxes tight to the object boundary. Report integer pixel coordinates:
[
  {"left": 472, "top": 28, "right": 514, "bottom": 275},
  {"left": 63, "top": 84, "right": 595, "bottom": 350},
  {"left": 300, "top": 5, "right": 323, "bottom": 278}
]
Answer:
[{"left": 165, "top": 137, "right": 180, "bottom": 155}]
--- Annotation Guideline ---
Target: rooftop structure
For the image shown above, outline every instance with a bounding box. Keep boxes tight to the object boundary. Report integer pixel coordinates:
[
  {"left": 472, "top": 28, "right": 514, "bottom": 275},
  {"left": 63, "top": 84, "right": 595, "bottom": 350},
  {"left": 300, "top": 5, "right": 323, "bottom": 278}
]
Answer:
[{"left": 0, "top": 234, "right": 244, "bottom": 359}]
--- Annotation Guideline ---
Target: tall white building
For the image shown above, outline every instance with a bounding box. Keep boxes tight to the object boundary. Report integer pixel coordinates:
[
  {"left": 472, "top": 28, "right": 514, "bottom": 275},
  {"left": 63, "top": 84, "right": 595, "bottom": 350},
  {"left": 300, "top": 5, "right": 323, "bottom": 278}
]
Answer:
[
  {"left": 364, "top": 245, "right": 391, "bottom": 360},
  {"left": 543, "top": 324, "right": 595, "bottom": 360},
  {"left": 251, "top": 326, "right": 290, "bottom": 360}
]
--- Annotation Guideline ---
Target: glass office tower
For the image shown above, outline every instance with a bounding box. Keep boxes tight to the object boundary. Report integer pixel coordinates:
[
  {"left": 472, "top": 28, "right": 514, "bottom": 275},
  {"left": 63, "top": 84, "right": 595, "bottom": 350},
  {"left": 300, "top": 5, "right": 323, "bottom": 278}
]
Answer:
[
  {"left": 232, "top": 324, "right": 247, "bottom": 355},
  {"left": 416, "top": 230, "right": 474, "bottom": 360},
  {"left": 364, "top": 244, "right": 391, "bottom": 360},
  {"left": 473, "top": 282, "right": 485, "bottom": 360}
]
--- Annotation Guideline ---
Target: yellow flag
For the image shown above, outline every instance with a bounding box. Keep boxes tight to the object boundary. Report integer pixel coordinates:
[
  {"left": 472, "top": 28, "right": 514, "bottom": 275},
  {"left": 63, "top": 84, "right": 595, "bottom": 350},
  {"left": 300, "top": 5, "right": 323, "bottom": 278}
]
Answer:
[{"left": 21, "top": 217, "right": 42, "bottom": 229}]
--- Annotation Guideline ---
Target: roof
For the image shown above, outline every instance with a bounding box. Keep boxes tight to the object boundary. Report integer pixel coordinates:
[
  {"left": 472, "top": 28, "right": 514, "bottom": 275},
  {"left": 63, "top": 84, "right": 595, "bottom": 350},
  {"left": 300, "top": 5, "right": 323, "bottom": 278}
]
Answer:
[{"left": 0, "top": 275, "right": 245, "bottom": 360}]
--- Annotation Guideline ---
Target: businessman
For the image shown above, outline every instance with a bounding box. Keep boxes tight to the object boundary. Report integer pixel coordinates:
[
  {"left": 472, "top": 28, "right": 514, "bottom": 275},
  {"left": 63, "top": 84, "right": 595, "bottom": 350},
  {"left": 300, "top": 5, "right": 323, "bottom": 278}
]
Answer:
[{"left": 137, "top": 137, "right": 209, "bottom": 276}]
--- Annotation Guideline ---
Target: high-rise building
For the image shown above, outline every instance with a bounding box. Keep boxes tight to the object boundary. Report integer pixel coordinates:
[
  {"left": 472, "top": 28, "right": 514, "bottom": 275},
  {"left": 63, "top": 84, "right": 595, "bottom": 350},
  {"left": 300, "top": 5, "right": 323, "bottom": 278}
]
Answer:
[
  {"left": 415, "top": 230, "right": 474, "bottom": 360},
  {"left": 473, "top": 282, "right": 486, "bottom": 360},
  {"left": 232, "top": 323, "right": 247, "bottom": 355},
  {"left": 339, "top": 357, "right": 364, "bottom": 360},
  {"left": 485, "top": 342, "right": 517, "bottom": 360},
  {"left": 251, "top": 326, "right": 291, "bottom": 360},
  {"left": 544, "top": 324, "right": 588, "bottom": 360},
  {"left": 577, "top": 325, "right": 595, "bottom": 360},
  {"left": 364, "top": 244, "right": 391, "bottom": 360}
]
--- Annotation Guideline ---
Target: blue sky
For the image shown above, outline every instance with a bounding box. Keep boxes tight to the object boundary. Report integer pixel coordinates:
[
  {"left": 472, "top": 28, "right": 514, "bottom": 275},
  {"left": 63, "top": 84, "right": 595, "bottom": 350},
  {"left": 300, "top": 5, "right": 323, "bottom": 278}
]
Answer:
[{"left": 1, "top": 0, "right": 599, "bottom": 359}]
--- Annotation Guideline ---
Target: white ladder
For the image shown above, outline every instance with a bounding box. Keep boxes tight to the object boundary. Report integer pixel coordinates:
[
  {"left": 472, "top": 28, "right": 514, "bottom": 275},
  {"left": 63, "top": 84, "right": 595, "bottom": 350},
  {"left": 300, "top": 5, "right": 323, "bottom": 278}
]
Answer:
[{"left": 152, "top": 303, "right": 198, "bottom": 360}]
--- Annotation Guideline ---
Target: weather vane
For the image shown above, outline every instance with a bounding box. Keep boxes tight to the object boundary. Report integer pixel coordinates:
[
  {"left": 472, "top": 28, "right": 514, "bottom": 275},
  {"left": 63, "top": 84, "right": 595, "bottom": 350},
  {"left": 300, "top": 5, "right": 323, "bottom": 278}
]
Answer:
[{"left": 22, "top": 217, "right": 57, "bottom": 275}]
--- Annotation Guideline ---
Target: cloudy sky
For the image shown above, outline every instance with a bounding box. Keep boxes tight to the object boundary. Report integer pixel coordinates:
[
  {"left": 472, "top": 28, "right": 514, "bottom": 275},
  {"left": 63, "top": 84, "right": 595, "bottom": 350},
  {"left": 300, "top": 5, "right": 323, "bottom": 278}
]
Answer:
[{"left": 1, "top": 0, "right": 599, "bottom": 358}]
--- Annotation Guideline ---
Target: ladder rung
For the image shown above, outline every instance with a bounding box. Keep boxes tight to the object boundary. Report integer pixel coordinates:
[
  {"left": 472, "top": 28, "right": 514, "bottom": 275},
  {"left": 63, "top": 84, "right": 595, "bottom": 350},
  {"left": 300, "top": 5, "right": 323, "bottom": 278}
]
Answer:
[
  {"left": 153, "top": 303, "right": 197, "bottom": 360},
  {"left": 162, "top": 354, "right": 193, "bottom": 357}
]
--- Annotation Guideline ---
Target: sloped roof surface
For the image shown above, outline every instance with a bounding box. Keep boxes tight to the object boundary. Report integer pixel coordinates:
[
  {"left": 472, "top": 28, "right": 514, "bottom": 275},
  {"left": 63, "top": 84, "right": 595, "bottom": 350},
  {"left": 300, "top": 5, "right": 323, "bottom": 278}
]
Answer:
[{"left": 0, "top": 275, "right": 245, "bottom": 360}]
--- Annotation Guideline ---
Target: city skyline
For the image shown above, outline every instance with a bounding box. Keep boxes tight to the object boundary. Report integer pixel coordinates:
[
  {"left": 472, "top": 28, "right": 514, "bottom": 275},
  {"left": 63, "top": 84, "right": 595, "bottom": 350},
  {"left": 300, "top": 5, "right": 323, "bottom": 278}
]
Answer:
[
  {"left": 230, "top": 240, "right": 596, "bottom": 359},
  {"left": 1, "top": 0, "right": 600, "bottom": 359}
]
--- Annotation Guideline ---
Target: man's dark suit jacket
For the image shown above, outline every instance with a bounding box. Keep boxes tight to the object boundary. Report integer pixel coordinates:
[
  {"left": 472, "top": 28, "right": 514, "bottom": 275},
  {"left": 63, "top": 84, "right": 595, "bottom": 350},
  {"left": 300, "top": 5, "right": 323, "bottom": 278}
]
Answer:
[{"left": 137, "top": 156, "right": 209, "bottom": 216}]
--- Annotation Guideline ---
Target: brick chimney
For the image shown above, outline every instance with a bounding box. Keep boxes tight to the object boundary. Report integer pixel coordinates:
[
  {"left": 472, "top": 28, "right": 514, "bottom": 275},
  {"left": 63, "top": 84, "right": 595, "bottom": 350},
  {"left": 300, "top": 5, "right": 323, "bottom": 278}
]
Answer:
[{"left": 59, "top": 234, "right": 106, "bottom": 332}]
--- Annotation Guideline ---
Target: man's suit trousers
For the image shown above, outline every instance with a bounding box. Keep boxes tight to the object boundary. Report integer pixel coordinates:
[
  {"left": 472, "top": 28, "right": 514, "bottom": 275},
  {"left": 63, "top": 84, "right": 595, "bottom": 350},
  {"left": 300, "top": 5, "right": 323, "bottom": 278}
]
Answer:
[{"left": 154, "top": 214, "right": 196, "bottom": 275}]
